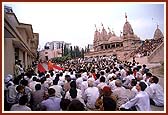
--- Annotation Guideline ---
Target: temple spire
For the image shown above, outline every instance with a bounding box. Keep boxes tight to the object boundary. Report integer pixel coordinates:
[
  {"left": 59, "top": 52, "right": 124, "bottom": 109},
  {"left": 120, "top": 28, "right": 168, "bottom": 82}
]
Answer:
[
  {"left": 94, "top": 24, "right": 97, "bottom": 31},
  {"left": 157, "top": 24, "right": 159, "bottom": 29}
]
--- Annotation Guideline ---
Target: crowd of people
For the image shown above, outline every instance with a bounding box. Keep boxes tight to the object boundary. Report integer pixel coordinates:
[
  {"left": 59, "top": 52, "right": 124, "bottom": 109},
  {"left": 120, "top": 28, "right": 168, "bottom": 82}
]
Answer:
[
  {"left": 4, "top": 56, "right": 164, "bottom": 111},
  {"left": 130, "top": 37, "right": 163, "bottom": 58}
]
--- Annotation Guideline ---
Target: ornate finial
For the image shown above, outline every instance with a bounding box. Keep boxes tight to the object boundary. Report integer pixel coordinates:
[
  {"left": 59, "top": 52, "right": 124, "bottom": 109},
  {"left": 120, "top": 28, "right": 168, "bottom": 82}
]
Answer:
[
  {"left": 95, "top": 24, "right": 97, "bottom": 31},
  {"left": 152, "top": 18, "right": 159, "bottom": 29},
  {"left": 120, "top": 30, "right": 122, "bottom": 37},
  {"left": 101, "top": 22, "right": 104, "bottom": 29},
  {"left": 125, "top": 12, "right": 127, "bottom": 22},
  {"left": 108, "top": 27, "right": 111, "bottom": 32},
  {"left": 101, "top": 22, "right": 103, "bottom": 27},
  {"left": 111, "top": 28, "right": 115, "bottom": 35},
  {"left": 157, "top": 24, "right": 159, "bottom": 29}
]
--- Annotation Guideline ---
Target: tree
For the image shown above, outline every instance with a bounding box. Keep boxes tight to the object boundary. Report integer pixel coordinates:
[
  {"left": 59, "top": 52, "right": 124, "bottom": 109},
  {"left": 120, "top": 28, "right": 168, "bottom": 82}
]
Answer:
[
  {"left": 75, "top": 46, "right": 80, "bottom": 58},
  {"left": 63, "top": 44, "right": 69, "bottom": 56},
  {"left": 62, "top": 43, "right": 64, "bottom": 57},
  {"left": 81, "top": 48, "right": 84, "bottom": 59},
  {"left": 74, "top": 46, "right": 76, "bottom": 58},
  {"left": 70, "top": 46, "right": 73, "bottom": 58},
  {"left": 87, "top": 44, "right": 90, "bottom": 52},
  {"left": 84, "top": 46, "right": 87, "bottom": 53}
]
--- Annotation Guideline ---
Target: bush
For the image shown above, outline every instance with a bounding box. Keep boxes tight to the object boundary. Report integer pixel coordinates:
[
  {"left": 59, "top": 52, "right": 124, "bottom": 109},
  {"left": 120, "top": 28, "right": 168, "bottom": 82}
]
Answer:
[{"left": 51, "top": 55, "right": 71, "bottom": 63}]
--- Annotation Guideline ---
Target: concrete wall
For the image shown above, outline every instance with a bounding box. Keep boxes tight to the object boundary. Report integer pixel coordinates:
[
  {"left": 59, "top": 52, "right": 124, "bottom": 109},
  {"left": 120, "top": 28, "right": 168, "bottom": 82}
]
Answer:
[
  {"left": 4, "top": 38, "right": 15, "bottom": 77},
  {"left": 17, "top": 28, "right": 27, "bottom": 42},
  {"left": 18, "top": 49, "right": 24, "bottom": 67}
]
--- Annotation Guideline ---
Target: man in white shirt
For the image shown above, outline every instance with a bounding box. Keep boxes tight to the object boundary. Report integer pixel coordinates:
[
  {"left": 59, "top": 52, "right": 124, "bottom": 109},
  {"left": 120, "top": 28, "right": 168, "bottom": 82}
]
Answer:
[
  {"left": 40, "top": 88, "right": 61, "bottom": 111},
  {"left": 122, "top": 71, "right": 135, "bottom": 89},
  {"left": 10, "top": 95, "right": 31, "bottom": 111},
  {"left": 49, "top": 79, "right": 64, "bottom": 98},
  {"left": 145, "top": 76, "right": 164, "bottom": 107},
  {"left": 120, "top": 82, "right": 151, "bottom": 111},
  {"left": 83, "top": 78, "right": 100, "bottom": 110},
  {"left": 108, "top": 75, "right": 117, "bottom": 91},
  {"left": 81, "top": 79, "right": 88, "bottom": 98},
  {"left": 76, "top": 73, "right": 83, "bottom": 90},
  {"left": 119, "top": 66, "right": 127, "bottom": 81},
  {"left": 143, "top": 72, "right": 152, "bottom": 86}
]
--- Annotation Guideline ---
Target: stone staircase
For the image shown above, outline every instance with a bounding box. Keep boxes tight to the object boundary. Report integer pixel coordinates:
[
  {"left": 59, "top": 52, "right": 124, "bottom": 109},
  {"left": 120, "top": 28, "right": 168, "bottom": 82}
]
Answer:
[
  {"left": 128, "top": 56, "right": 161, "bottom": 69},
  {"left": 148, "top": 42, "right": 164, "bottom": 63}
]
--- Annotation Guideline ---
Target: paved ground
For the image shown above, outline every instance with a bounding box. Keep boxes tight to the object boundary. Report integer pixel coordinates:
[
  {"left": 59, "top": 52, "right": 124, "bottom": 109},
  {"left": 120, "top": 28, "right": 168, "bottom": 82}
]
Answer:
[{"left": 151, "top": 105, "right": 164, "bottom": 111}]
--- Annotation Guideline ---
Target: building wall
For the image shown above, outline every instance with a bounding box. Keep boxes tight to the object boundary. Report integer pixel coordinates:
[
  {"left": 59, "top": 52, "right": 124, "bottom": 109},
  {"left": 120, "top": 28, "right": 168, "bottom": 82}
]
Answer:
[
  {"left": 39, "top": 49, "right": 63, "bottom": 62},
  {"left": 24, "top": 52, "right": 28, "bottom": 69},
  {"left": 17, "top": 28, "right": 27, "bottom": 43},
  {"left": 4, "top": 7, "right": 39, "bottom": 77},
  {"left": 4, "top": 38, "right": 15, "bottom": 76}
]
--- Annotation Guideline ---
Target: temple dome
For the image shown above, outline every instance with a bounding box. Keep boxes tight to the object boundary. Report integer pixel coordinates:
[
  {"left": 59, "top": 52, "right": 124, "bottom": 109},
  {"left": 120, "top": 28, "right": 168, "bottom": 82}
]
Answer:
[
  {"left": 108, "top": 35, "right": 122, "bottom": 42},
  {"left": 153, "top": 28, "right": 164, "bottom": 40},
  {"left": 123, "top": 21, "right": 134, "bottom": 35}
]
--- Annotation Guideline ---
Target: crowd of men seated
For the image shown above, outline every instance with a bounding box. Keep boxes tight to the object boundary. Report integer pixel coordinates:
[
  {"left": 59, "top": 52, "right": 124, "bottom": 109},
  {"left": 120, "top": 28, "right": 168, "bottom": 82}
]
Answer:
[{"left": 4, "top": 56, "right": 164, "bottom": 111}]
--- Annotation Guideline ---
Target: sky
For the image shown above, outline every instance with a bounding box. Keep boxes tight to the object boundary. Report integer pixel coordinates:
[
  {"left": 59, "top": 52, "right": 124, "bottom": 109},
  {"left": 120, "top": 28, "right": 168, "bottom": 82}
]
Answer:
[{"left": 3, "top": 2, "right": 165, "bottom": 50}]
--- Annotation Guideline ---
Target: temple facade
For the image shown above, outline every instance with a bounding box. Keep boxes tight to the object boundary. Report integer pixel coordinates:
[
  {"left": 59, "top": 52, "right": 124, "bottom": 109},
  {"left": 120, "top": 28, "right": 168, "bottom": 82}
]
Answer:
[{"left": 85, "top": 14, "right": 142, "bottom": 61}]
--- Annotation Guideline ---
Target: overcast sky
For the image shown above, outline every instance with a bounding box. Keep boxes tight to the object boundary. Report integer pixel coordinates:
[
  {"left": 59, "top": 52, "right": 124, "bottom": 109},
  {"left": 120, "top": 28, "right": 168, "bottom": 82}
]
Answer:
[{"left": 3, "top": 2, "right": 165, "bottom": 49}]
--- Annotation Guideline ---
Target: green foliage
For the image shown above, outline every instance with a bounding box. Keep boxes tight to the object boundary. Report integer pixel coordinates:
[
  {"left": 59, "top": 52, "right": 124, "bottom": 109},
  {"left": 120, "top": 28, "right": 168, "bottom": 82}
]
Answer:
[
  {"left": 52, "top": 45, "right": 84, "bottom": 62},
  {"left": 63, "top": 44, "right": 69, "bottom": 56},
  {"left": 51, "top": 55, "right": 71, "bottom": 63}
]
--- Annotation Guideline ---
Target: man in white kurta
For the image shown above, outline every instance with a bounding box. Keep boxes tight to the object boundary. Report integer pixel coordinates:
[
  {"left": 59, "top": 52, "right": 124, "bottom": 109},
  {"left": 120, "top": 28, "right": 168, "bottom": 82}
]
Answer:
[
  {"left": 120, "top": 82, "right": 151, "bottom": 111},
  {"left": 145, "top": 76, "right": 164, "bottom": 107},
  {"left": 83, "top": 78, "right": 100, "bottom": 110}
]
